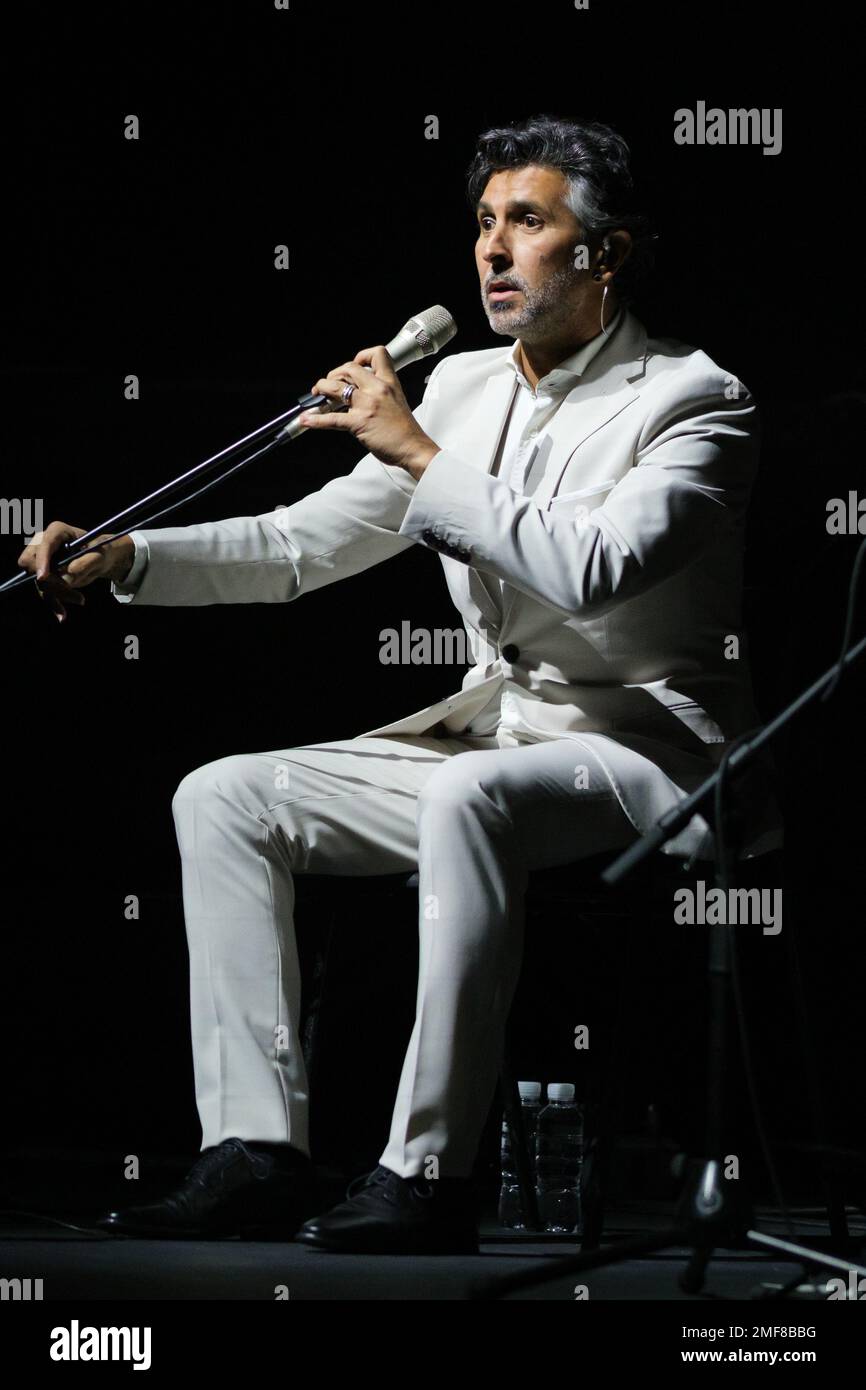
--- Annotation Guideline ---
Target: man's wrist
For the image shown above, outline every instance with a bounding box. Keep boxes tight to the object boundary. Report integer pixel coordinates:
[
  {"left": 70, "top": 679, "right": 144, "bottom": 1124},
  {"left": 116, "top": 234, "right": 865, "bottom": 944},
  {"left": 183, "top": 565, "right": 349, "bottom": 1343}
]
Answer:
[
  {"left": 107, "top": 534, "right": 136, "bottom": 584},
  {"left": 403, "top": 438, "right": 441, "bottom": 482}
]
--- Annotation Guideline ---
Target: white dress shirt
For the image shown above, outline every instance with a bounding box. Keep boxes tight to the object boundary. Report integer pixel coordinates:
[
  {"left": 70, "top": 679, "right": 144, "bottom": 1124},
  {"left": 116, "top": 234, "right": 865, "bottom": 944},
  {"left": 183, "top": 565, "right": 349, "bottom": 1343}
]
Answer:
[{"left": 495, "top": 308, "right": 622, "bottom": 496}]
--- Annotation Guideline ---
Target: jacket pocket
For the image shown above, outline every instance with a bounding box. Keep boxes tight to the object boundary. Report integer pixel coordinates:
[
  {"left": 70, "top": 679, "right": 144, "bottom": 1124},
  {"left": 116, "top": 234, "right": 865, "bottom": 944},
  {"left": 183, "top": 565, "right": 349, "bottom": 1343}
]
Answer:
[{"left": 546, "top": 478, "right": 617, "bottom": 510}]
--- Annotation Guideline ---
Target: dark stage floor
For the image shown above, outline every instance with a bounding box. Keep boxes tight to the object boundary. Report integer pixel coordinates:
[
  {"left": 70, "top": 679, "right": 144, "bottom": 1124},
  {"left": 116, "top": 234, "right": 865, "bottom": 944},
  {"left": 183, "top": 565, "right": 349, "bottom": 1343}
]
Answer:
[
  {"left": 1, "top": 1148, "right": 862, "bottom": 1301},
  {"left": 1, "top": 1217, "right": 856, "bottom": 1302}
]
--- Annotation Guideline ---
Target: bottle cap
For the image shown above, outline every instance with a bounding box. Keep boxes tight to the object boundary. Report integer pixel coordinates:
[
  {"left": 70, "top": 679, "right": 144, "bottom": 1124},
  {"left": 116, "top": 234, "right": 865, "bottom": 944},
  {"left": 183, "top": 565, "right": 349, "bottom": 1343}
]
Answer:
[
  {"left": 547, "top": 1082, "right": 576, "bottom": 1102},
  {"left": 517, "top": 1081, "right": 542, "bottom": 1099}
]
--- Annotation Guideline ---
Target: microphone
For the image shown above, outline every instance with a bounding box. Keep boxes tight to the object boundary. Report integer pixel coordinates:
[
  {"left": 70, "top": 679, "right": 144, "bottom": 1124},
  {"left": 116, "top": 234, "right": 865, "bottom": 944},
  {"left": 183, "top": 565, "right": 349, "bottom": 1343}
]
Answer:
[{"left": 277, "top": 304, "right": 457, "bottom": 441}]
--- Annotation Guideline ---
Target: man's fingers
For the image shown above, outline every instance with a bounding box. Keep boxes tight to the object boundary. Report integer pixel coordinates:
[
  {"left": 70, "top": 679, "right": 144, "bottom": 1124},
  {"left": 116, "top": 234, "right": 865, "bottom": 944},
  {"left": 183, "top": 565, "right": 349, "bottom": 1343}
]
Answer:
[
  {"left": 297, "top": 408, "right": 353, "bottom": 431},
  {"left": 65, "top": 554, "right": 101, "bottom": 585},
  {"left": 49, "top": 593, "right": 83, "bottom": 623},
  {"left": 43, "top": 589, "right": 85, "bottom": 624},
  {"left": 354, "top": 345, "right": 397, "bottom": 380},
  {"left": 310, "top": 349, "right": 391, "bottom": 397},
  {"left": 310, "top": 362, "right": 369, "bottom": 399},
  {"left": 34, "top": 542, "right": 53, "bottom": 580},
  {"left": 36, "top": 573, "right": 85, "bottom": 606},
  {"left": 62, "top": 535, "right": 115, "bottom": 585},
  {"left": 18, "top": 522, "right": 85, "bottom": 579}
]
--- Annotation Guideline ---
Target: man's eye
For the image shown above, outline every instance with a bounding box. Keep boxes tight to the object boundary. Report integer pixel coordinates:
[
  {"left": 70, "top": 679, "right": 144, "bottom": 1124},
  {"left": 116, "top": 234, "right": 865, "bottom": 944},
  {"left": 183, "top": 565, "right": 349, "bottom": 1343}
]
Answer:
[{"left": 479, "top": 215, "right": 542, "bottom": 230}]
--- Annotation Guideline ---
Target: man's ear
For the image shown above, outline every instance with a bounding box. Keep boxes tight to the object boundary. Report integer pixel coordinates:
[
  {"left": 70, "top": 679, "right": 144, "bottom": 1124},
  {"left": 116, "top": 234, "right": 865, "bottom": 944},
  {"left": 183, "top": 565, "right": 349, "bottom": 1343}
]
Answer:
[{"left": 607, "top": 229, "right": 633, "bottom": 274}]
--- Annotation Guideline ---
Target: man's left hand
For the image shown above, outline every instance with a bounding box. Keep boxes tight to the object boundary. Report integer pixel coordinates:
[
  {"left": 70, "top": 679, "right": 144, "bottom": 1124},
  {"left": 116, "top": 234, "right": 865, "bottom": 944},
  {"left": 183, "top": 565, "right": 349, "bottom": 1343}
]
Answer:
[{"left": 301, "top": 346, "right": 440, "bottom": 480}]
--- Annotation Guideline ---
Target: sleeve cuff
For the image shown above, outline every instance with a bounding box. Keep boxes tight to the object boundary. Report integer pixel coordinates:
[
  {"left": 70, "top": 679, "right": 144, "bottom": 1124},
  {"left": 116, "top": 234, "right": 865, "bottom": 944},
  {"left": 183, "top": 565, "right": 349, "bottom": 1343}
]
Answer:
[
  {"left": 397, "top": 449, "right": 504, "bottom": 563},
  {"left": 398, "top": 449, "right": 468, "bottom": 538},
  {"left": 110, "top": 532, "right": 149, "bottom": 603}
]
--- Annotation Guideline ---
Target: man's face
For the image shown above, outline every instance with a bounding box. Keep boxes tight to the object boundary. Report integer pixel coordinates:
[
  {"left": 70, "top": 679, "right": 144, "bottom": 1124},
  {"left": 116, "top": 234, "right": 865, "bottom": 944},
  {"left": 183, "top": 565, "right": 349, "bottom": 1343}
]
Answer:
[{"left": 475, "top": 165, "right": 593, "bottom": 341}]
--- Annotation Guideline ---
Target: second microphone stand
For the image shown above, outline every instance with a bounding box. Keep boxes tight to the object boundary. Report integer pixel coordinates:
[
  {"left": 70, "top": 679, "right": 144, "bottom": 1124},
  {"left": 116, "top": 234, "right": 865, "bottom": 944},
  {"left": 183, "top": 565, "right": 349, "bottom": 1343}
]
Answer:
[{"left": 474, "top": 592, "right": 866, "bottom": 1301}]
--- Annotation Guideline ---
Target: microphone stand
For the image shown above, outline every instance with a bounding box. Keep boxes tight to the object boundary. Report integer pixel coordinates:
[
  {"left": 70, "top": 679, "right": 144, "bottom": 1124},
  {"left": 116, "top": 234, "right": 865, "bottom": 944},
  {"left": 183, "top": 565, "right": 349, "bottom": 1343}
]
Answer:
[
  {"left": 0, "top": 390, "right": 335, "bottom": 596},
  {"left": 475, "top": 544, "right": 866, "bottom": 1301}
]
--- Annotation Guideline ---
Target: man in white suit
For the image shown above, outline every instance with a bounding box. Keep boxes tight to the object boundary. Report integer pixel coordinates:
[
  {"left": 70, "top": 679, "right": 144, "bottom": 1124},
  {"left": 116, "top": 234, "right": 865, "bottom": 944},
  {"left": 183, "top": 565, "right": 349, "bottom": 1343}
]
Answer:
[{"left": 22, "top": 115, "right": 779, "bottom": 1253}]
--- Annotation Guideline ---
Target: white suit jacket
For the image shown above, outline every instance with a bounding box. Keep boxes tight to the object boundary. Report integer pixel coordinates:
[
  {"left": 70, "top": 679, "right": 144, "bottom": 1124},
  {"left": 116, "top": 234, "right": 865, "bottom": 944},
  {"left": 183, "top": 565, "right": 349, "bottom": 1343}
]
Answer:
[{"left": 112, "top": 307, "right": 781, "bottom": 860}]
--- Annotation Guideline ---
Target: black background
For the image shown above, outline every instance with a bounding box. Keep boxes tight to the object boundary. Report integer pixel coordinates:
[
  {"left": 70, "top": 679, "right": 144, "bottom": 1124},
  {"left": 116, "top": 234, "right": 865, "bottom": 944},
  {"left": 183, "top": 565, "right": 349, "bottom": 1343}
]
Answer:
[{"left": 1, "top": 2, "right": 864, "bottom": 1200}]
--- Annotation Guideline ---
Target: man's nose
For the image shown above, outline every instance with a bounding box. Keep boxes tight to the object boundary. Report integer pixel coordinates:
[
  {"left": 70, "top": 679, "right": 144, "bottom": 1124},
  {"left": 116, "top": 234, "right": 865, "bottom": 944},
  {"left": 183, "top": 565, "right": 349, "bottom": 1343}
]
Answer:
[{"left": 482, "top": 224, "right": 512, "bottom": 264}]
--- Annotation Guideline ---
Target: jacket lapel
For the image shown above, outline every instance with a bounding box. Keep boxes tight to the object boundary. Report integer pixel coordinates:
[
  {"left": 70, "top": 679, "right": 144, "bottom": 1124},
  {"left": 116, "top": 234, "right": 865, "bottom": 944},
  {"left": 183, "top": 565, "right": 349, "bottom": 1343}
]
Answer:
[
  {"left": 439, "top": 372, "right": 519, "bottom": 621},
  {"left": 529, "top": 381, "right": 640, "bottom": 506},
  {"left": 451, "top": 371, "right": 520, "bottom": 476},
  {"left": 440, "top": 310, "right": 650, "bottom": 630}
]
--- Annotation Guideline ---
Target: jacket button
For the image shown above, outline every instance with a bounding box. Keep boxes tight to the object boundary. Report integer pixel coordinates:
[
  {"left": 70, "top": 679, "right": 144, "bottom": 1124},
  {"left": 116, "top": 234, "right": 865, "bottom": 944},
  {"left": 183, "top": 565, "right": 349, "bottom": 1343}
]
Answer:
[{"left": 501, "top": 644, "right": 519, "bottom": 663}]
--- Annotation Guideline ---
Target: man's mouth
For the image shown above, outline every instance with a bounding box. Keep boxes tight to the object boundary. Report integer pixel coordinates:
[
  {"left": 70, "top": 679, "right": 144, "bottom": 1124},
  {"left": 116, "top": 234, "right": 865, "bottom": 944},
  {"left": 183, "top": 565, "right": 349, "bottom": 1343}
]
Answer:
[{"left": 488, "top": 283, "right": 520, "bottom": 301}]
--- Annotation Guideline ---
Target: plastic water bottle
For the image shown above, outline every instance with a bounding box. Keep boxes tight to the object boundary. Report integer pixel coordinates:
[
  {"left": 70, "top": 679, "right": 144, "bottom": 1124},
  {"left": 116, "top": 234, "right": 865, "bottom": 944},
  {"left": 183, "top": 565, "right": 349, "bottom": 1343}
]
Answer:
[
  {"left": 498, "top": 1081, "right": 542, "bottom": 1229},
  {"left": 535, "top": 1082, "right": 584, "bottom": 1233}
]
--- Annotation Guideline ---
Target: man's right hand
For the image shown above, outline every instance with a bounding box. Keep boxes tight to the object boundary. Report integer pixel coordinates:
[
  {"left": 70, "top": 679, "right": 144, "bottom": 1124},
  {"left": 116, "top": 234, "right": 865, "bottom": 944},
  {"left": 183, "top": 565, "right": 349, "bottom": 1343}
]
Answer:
[{"left": 16, "top": 522, "right": 136, "bottom": 623}]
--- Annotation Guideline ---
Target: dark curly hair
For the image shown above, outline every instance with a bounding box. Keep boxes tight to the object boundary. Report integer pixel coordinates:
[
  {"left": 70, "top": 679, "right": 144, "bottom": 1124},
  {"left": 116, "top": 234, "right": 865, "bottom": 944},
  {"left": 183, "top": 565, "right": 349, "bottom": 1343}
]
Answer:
[{"left": 465, "top": 113, "right": 657, "bottom": 304}]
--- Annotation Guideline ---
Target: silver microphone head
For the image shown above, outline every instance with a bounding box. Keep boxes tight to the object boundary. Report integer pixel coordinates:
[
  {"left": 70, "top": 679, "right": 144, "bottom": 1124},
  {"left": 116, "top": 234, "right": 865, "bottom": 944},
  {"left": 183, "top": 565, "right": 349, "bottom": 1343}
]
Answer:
[{"left": 384, "top": 305, "right": 457, "bottom": 370}]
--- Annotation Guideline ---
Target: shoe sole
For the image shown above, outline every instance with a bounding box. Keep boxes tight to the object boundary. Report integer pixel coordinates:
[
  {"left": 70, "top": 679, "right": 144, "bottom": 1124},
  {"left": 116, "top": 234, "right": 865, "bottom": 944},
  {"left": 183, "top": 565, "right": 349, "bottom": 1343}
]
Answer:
[
  {"left": 95, "top": 1216, "right": 309, "bottom": 1241},
  {"left": 94, "top": 1184, "right": 320, "bottom": 1241},
  {"left": 94, "top": 1223, "right": 303, "bottom": 1245}
]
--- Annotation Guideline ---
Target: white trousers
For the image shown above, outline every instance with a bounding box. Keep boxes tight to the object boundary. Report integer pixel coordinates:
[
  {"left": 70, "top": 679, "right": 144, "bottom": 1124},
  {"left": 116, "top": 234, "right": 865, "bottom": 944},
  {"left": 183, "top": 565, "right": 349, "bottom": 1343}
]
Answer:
[{"left": 170, "top": 727, "right": 641, "bottom": 1179}]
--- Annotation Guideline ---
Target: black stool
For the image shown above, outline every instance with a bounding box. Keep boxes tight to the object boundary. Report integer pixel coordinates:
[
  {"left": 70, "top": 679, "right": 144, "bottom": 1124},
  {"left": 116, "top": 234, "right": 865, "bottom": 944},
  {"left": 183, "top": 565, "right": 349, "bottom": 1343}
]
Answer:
[
  {"left": 292, "top": 852, "right": 755, "bottom": 1240},
  {"left": 293, "top": 848, "right": 805, "bottom": 1247}
]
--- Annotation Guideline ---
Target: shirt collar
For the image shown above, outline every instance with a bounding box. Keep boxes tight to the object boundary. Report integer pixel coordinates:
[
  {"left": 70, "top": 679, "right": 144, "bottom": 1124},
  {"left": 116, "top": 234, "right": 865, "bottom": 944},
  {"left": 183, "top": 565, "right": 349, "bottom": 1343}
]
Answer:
[{"left": 507, "top": 306, "right": 624, "bottom": 393}]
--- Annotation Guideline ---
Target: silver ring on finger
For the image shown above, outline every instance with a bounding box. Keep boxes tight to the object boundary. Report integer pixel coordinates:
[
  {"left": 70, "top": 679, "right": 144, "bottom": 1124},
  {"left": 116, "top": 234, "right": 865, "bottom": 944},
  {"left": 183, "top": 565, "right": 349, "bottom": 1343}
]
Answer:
[{"left": 341, "top": 382, "right": 355, "bottom": 406}]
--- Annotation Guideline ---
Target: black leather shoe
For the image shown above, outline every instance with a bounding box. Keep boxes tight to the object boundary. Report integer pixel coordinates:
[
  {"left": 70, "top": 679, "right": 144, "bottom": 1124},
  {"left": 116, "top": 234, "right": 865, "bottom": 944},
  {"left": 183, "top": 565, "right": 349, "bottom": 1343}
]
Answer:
[
  {"left": 94, "top": 1138, "right": 319, "bottom": 1240},
  {"left": 294, "top": 1164, "right": 479, "bottom": 1254}
]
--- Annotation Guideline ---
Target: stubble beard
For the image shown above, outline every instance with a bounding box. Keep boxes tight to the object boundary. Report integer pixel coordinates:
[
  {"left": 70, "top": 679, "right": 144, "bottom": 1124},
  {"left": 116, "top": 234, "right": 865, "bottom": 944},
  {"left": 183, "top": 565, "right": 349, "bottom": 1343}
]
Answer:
[{"left": 483, "top": 261, "right": 582, "bottom": 343}]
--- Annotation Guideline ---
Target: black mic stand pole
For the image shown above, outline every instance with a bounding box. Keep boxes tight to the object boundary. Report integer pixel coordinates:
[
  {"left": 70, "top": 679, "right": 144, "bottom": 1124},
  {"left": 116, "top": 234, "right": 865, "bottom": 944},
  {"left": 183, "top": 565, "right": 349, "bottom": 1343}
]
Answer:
[{"left": 0, "top": 390, "right": 334, "bottom": 596}]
